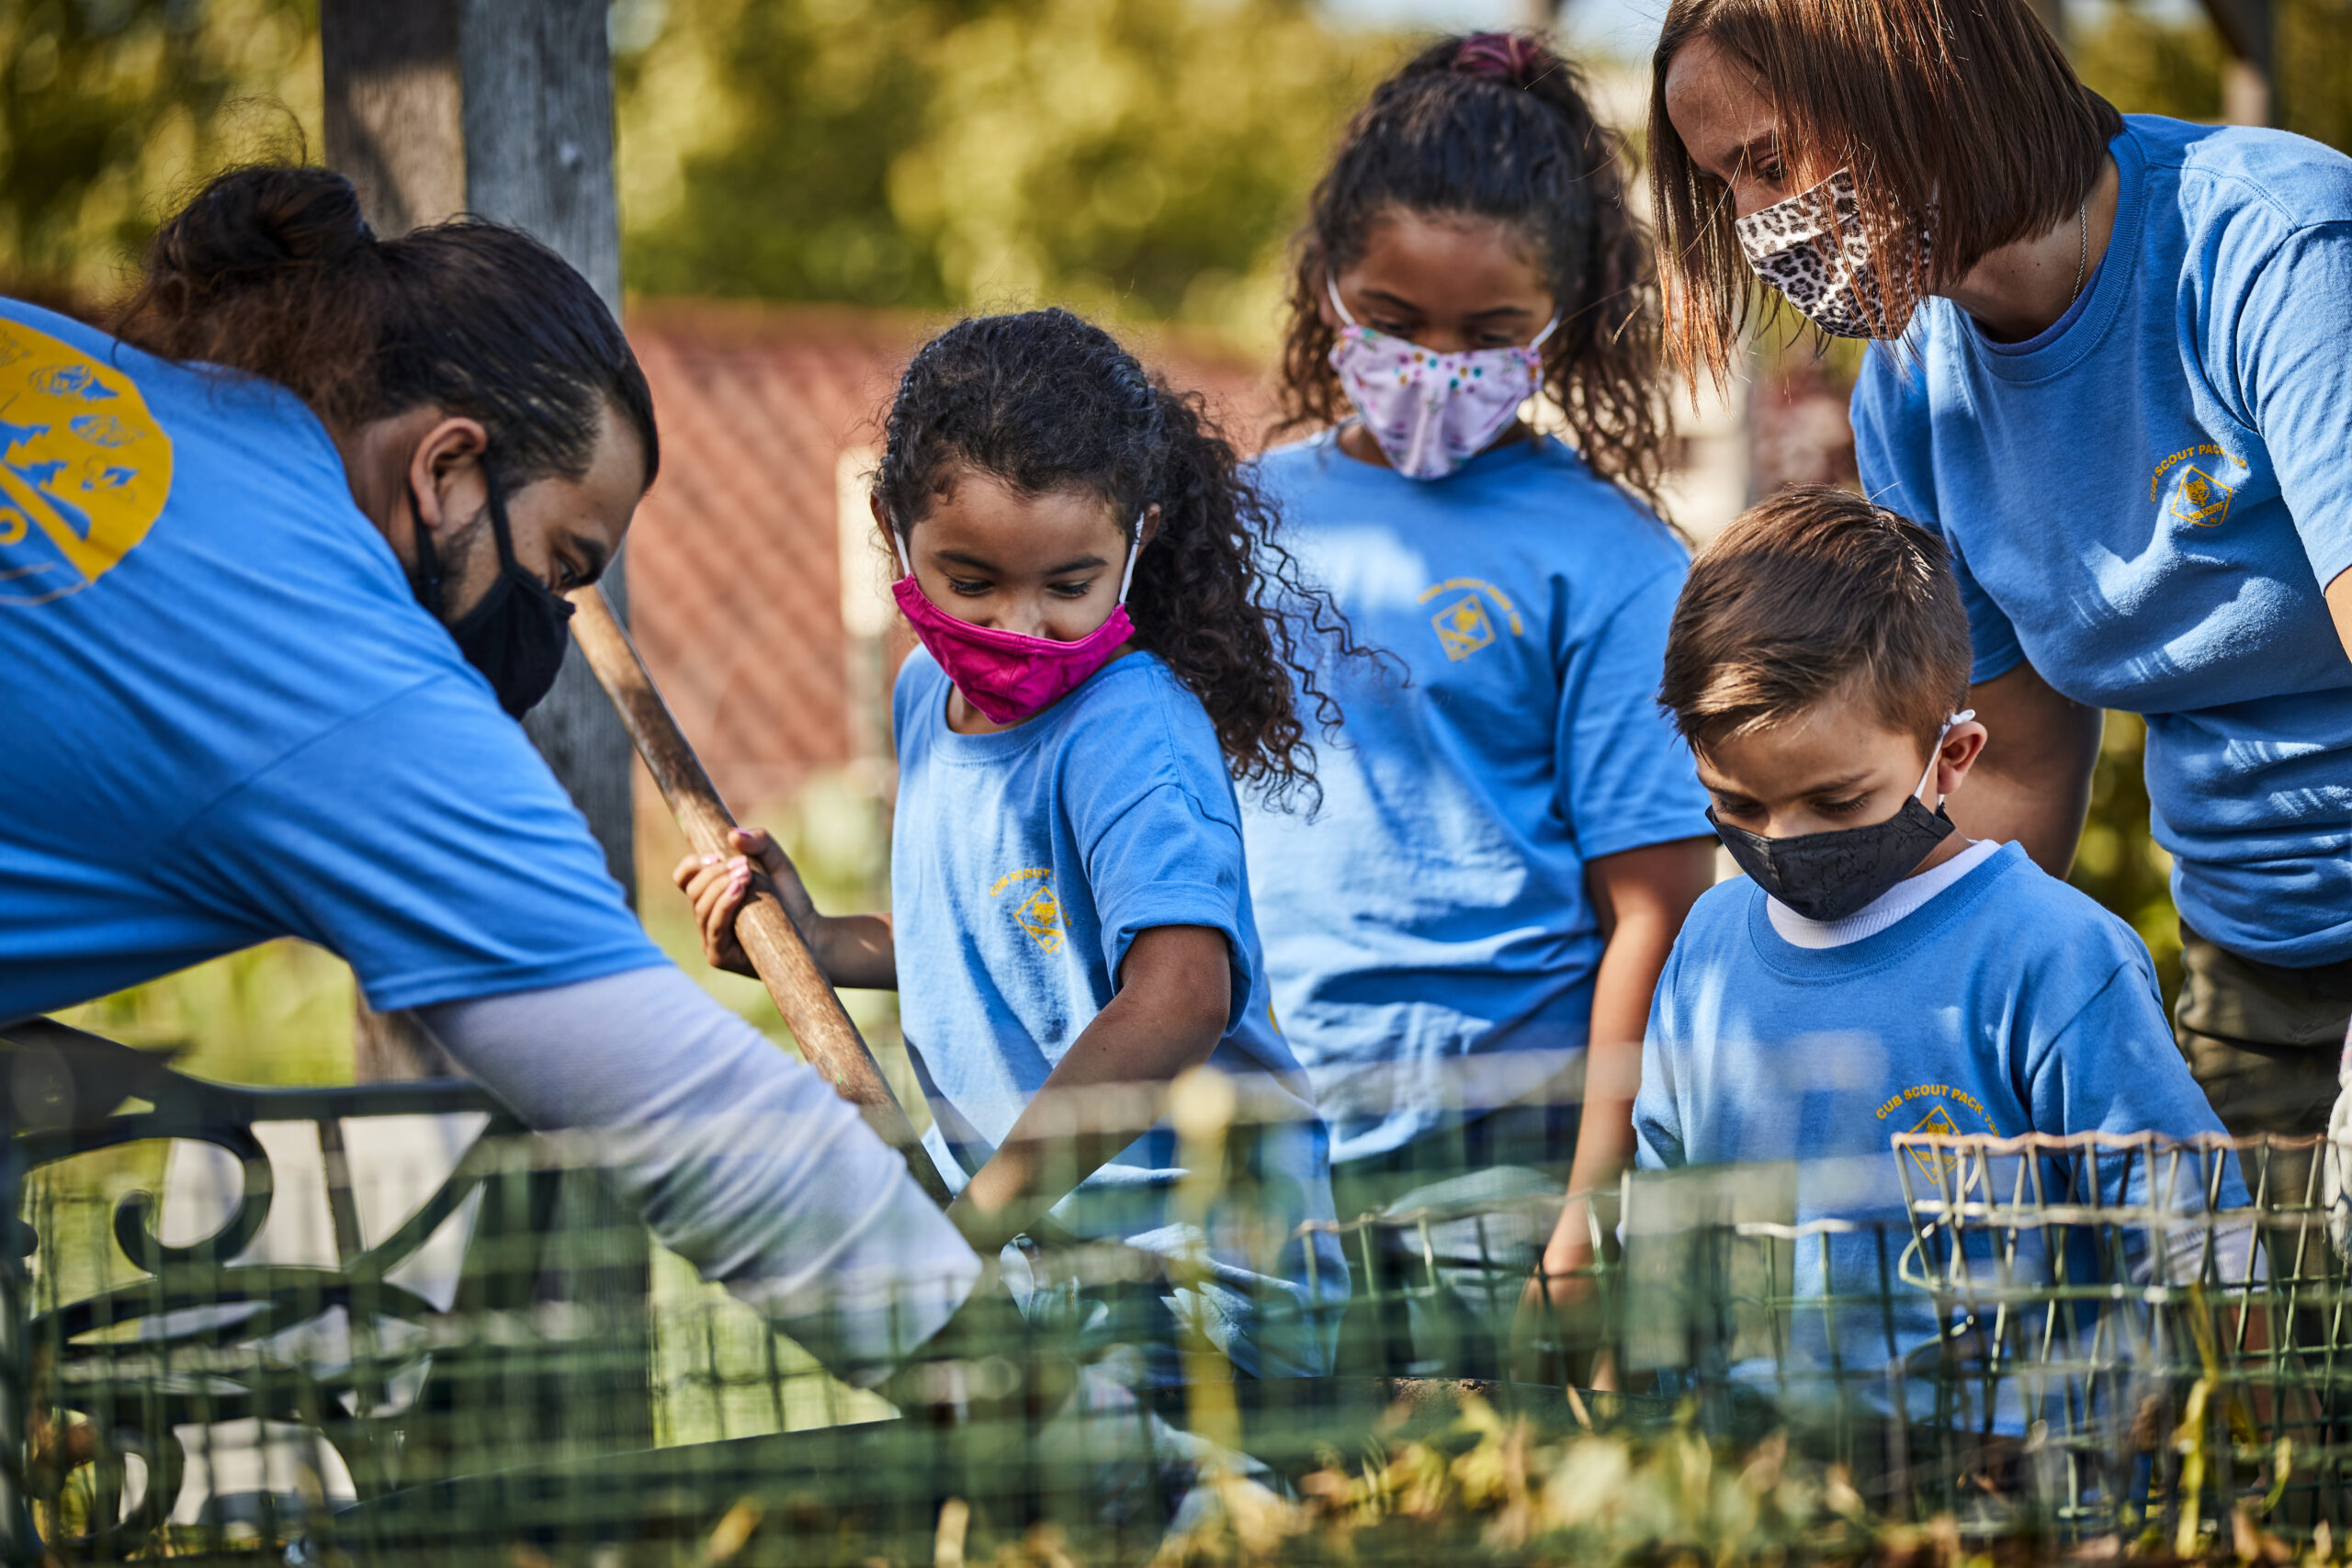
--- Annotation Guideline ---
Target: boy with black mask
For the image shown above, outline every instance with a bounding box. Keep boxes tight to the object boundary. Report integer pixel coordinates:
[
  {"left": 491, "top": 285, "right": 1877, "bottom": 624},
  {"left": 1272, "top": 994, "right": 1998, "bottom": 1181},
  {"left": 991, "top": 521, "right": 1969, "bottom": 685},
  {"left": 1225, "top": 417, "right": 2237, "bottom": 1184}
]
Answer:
[{"left": 1628, "top": 486, "right": 2245, "bottom": 1412}]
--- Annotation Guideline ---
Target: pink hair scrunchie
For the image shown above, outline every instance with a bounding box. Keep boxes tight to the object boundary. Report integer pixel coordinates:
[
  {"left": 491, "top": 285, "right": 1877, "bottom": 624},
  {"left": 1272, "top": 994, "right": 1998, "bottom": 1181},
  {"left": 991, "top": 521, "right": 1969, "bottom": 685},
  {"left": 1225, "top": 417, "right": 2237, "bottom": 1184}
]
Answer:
[{"left": 1451, "top": 31, "right": 1550, "bottom": 90}]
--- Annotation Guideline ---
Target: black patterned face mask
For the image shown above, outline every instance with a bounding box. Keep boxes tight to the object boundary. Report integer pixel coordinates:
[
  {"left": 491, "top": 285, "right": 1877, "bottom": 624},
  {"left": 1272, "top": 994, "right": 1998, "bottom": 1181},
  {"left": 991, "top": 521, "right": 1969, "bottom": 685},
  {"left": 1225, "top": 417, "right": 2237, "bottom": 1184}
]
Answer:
[{"left": 1709, "top": 716, "right": 1968, "bottom": 924}]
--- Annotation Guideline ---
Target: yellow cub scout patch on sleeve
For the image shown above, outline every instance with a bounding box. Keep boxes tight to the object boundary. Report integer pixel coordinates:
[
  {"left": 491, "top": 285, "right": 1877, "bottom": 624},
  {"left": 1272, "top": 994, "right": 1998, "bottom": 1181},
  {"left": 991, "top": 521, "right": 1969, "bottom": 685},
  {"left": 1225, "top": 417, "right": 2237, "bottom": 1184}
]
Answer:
[{"left": 0, "top": 321, "right": 173, "bottom": 607}]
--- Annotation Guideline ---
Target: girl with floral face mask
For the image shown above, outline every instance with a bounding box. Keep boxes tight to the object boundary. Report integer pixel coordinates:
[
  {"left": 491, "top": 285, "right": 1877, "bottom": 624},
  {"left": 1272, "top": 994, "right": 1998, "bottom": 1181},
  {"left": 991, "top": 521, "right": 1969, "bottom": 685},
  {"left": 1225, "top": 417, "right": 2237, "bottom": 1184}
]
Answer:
[
  {"left": 675, "top": 308, "right": 1369, "bottom": 1384},
  {"left": 1244, "top": 31, "right": 1717, "bottom": 1379}
]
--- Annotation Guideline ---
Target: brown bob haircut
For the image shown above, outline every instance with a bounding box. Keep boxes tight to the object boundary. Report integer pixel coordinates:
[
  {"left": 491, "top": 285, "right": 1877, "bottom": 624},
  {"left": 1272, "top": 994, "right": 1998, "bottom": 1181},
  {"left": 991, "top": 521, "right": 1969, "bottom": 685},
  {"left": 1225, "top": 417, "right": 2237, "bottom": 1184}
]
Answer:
[
  {"left": 1647, "top": 0, "right": 2122, "bottom": 383},
  {"left": 1661, "top": 485, "right": 1972, "bottom": 755}
]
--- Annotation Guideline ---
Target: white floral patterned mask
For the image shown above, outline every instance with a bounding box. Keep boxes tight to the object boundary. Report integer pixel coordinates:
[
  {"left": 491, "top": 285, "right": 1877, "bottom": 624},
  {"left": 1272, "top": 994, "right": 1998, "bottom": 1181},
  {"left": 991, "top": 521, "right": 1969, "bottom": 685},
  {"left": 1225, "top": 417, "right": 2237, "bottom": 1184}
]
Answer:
[
  {"left": 1327, "top": 279, "right": 1558, "bottom": 480},
  {"left": 1734, "top": 167, "right": 1933, "bottom": 341}
]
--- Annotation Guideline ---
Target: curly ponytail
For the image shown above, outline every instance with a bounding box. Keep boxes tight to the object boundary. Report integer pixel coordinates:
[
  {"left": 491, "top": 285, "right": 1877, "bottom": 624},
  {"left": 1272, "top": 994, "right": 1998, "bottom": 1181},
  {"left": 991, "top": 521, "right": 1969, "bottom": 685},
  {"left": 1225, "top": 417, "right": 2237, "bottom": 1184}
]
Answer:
[
  {"left": 874, "top": 309, "right": 1368, "bottom": 808},
  {"left": 113, "top": 164, "right": 658, "bottom": 492},
  {"left": 1275, "top": 31, "right": 1669, "bottom": 511}
]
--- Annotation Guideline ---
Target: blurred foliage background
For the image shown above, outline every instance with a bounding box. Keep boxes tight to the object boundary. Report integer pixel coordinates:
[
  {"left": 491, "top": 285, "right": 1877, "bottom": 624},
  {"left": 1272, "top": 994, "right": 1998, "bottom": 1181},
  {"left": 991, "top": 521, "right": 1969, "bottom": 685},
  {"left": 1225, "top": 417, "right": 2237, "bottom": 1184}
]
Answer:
[
  {"left": 8, "top": 0, "right": 2346, "bottom": 333},
  {"left": 612, "top": 0, "right": 1392, "bottom": 345},
  {"left": 9, "top": 0, "right": 2345, "bottom": 1053}
]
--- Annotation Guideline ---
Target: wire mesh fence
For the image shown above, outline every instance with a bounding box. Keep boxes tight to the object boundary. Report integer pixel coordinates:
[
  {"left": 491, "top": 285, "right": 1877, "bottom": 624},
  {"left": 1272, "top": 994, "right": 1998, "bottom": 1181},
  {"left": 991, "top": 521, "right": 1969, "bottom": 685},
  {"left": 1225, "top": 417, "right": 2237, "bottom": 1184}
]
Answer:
[{"left": 7, "top": 1019, "right": 2351, "bottom": 1564}]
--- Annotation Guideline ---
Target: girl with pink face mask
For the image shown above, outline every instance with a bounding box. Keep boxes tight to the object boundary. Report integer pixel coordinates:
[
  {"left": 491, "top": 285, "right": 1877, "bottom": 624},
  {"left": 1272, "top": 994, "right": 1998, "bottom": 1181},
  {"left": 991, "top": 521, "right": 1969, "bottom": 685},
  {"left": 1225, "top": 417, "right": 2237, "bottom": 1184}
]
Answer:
[
  {"left": 676, "top": 308, "right": 1365, "bottom": 1383},
  {"left": 1240, "top": 32, "right": 1717, "bottom": 1378}
]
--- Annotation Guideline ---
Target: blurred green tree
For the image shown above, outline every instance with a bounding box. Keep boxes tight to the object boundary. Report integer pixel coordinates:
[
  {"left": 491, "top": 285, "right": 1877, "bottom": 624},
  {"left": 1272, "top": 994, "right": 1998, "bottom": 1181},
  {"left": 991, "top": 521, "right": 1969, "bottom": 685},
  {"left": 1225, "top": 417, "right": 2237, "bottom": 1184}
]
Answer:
[
  {"left": 2068, "top": 0, "right": 2350, "bottom": 154},
  {"left": 0, "top": 0, "right": 318, "bottom": 301},
  {"left": 2067, "top": 0, "right": 2223, "bottom": 122},
  {"left": 2276, "top": 0, "right": 2352, "bottom": 152},
  {"left": 613, "top": 0, "right": 1396, "bottom": 346}
]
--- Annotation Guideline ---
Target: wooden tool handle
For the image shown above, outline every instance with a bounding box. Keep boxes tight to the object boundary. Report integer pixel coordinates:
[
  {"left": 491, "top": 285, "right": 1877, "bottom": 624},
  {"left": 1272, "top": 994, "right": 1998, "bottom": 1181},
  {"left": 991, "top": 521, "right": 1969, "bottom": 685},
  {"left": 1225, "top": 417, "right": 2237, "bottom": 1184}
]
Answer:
[{"left": 568, "top": 586, "right": 954, "bottom": 1209}]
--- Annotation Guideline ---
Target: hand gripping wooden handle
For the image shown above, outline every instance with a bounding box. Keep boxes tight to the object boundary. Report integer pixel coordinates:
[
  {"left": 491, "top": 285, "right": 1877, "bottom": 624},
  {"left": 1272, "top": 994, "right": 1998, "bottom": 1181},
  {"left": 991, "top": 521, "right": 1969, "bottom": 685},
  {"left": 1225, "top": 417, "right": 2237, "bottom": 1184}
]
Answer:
[{"left": 568, "top": 586, "right": 954, "bottom": 1209}]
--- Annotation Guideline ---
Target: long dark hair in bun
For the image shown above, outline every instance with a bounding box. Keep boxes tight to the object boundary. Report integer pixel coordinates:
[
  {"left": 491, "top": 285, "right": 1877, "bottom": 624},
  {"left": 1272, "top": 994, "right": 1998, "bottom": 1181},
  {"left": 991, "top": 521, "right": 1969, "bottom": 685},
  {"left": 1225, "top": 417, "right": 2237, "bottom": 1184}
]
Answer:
[
  {"left": 114, "top": 165, "right": 657, "bottom": 492},
  {"left": 1276, "top": 31, "right": 1669, "bottom": 511}
]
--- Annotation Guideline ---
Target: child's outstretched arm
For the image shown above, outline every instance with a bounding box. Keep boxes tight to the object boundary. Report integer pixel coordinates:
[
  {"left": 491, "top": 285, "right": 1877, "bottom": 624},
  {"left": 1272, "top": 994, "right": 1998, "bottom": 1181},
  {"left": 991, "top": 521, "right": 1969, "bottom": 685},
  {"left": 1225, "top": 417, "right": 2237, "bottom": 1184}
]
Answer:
[
  {"left": 672, "top": 827, "right": 897, "bottom": 990},
  {"left": 1541, "top": 839, "right": 1713, "bottom": 1279},
  {"left": 948, "top": 924, "right": 1231, "bottom": 1254}
]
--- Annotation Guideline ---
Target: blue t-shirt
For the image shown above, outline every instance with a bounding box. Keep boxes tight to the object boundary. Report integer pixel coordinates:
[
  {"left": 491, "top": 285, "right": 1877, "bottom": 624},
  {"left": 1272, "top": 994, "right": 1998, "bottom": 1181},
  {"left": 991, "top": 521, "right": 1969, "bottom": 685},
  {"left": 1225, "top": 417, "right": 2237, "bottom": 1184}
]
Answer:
[
  {"left": 1635, "top": 843, "right": 2242, "bottom": 1410},
  {"left": 1852, "top": 117, "right": 2352, "bottom": 966},
  {"left": 0, "top": 301, "right": 662, "bottom": 1019},
  {"left": 1240, "top": 432, "right": 1710, "bottom": 1164},
  {"left": 889, "top": 648, "right": 1344, "bottom": 1371}
]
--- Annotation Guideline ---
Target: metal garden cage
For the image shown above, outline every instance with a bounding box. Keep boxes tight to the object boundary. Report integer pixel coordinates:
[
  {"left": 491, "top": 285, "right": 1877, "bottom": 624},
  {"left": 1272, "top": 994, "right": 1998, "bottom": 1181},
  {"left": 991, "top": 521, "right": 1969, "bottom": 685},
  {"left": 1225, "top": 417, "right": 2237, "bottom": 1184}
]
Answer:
[{"left": 8, "top": 1015, "right": 2350, "bottom": 1565}]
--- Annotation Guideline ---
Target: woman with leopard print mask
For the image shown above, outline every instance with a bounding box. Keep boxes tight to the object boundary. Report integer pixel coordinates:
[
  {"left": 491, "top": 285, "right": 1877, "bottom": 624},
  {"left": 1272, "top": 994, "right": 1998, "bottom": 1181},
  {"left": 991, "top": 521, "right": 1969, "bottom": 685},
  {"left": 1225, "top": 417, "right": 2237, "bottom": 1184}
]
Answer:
[{"left": 1650, "top": 0, "right": 2352, "bottom": 1252}]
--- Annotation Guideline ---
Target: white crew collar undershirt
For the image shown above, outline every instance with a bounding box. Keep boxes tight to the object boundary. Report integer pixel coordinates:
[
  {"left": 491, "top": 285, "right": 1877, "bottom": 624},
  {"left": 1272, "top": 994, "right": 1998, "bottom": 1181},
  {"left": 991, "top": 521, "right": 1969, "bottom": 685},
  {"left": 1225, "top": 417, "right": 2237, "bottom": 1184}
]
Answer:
[{"left": 1766, "top": 838, "right": 2001, "bottom": 950}]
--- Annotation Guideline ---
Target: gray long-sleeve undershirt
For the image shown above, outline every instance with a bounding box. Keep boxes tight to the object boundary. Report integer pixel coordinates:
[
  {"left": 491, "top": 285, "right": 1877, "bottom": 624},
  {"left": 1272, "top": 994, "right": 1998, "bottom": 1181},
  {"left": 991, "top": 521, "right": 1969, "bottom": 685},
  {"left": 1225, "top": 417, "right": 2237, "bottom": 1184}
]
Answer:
[{"left": 418, "top": 964, "right": 979, "bottom": 1383}]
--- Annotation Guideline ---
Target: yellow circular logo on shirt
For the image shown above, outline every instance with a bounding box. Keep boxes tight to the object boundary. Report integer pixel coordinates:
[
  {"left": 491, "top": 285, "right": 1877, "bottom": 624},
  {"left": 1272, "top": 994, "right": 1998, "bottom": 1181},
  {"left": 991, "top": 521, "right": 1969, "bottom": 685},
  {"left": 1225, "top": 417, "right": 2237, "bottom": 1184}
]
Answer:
[{"left": 0, "top": 320, "right": 173, "bottom": 608}]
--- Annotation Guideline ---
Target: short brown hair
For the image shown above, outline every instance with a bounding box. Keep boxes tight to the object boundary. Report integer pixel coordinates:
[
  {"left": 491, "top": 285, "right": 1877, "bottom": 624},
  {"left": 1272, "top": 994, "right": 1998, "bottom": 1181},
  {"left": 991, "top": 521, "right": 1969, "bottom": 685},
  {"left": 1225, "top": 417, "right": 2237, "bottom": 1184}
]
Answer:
[
  {"left": 1648, "top": 0, "right": 2122, "bottom": 384},
  {"left": 1661, "top": 486, "right": 1971, "bottom": 754}
]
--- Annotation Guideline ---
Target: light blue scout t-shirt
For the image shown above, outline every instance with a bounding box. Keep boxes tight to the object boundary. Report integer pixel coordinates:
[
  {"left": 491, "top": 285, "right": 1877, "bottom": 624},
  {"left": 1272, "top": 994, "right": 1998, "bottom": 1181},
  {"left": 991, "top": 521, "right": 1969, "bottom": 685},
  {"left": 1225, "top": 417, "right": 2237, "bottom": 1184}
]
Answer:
[
  {"left": 1241, "top": 431, "right": 1711, "bottom": 1165},
  {"left": 1636, "top": 843, "right": 2244, "bottom": 1414},
  {"left": 1852, "top": 116, "right": 2352, "bottom": 967},
  {"left": 889, "top": 648, "right": 1346, "bottom": 1374},
  {"left": 0, "top": 300, "right": 662, "bottom": 1020}
]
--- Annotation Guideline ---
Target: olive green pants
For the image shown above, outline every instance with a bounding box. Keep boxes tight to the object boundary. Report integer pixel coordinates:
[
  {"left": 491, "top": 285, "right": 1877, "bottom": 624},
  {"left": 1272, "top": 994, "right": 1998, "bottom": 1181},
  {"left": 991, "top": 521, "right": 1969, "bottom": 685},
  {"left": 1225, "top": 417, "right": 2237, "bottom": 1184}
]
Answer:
[{"left": 2173, "top": 923, "right": 2352, "bottom": 1218}]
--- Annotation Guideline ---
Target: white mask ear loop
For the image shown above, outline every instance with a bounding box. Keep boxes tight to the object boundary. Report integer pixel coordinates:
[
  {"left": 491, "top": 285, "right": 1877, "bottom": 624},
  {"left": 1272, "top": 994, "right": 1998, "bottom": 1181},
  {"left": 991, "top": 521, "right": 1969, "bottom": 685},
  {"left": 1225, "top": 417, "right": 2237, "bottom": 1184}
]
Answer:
[
  {"left": 1325, "top": 276, "right": 1359, "bottom": 329},
  {"left": 1917, "top": 708, "right": 1977, "bottom": 802},
  {"left": 1115, "top": 514, "right": 1144, "bottom": 604},
  {"left": 889, "top": 524, "right": 910, "bottom": 579}
]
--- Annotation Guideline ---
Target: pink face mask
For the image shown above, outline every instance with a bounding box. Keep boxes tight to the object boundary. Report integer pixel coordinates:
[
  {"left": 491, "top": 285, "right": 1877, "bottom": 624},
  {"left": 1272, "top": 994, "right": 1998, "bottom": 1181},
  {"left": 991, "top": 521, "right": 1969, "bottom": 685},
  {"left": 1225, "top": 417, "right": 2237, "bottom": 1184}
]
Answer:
[
  {"left": 1327, "top": 279, "right": 1558, "bottom": 480},
  {"left": 890, "top": 524, "right": 1139, "bottom": 725}
]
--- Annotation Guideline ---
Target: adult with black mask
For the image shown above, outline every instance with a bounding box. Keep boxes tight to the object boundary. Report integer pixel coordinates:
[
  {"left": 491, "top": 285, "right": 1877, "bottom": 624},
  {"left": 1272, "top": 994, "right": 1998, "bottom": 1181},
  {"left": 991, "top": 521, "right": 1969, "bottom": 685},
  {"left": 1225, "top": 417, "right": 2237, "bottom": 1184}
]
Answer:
[{"left": 0, "top": 166, "right": 979, "bottom": 1377}]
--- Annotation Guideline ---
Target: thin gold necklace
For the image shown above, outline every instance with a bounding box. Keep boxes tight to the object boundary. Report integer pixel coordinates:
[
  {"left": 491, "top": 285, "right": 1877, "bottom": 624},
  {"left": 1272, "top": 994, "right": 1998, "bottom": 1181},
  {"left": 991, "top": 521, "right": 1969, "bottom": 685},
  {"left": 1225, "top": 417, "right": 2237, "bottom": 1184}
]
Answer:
[{"left": 2070, "top": 200, "right": 2088, "bottom": 304}]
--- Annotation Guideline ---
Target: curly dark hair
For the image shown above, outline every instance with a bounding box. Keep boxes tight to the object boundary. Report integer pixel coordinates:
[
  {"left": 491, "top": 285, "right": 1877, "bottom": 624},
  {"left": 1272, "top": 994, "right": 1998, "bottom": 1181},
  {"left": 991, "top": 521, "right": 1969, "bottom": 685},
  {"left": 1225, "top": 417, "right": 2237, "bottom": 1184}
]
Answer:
[
  {"left": 874, "top": 309, "right": 1363, "bottom": 807},
  {"left": 1275, "top": 31, "right": 1670, "bottom": 510}
]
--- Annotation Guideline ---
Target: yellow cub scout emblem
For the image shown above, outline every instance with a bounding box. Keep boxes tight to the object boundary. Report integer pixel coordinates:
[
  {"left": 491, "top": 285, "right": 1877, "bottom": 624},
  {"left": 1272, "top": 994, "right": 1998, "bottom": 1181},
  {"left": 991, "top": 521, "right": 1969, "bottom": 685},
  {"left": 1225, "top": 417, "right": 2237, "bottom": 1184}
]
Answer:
[
  {"left": 1904, "top": 1103, "right": 1963, "bottom": 1181},
  {"left": 989, "top": 867, "right": 1065, "bottom": 955},
  {"left": 2148, "top": 442, "right": 2245, "bottom": 530},
  {"left": 0, "top": 321, "right": 173, "bottom": 607},
  {"left": 1431, "top": 594, "right": 1495, "bottom": 660},
  {"left": 1877, "top": 1081, "right": 1999, "bottom": 1185},
  {"left": 2170, "top": 464, "right": 2233, "bottom": 527},
  {"left": 1418, "top": 577, "right": 1523, "bottom": 662}
]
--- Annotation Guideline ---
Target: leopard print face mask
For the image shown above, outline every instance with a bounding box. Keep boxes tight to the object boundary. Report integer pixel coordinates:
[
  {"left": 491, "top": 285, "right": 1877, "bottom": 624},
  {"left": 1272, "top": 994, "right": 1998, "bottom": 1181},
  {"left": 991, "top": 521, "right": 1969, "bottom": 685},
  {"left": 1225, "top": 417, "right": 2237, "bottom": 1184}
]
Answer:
[{"left": 1734, "top": 167, "right": 1932, "bottom": 340}]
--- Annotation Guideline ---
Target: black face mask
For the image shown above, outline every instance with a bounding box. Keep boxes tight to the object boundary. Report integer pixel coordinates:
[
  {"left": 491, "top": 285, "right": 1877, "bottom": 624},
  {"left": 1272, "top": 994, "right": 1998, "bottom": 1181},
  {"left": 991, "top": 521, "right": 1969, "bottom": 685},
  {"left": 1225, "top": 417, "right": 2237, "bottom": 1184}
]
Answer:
[
  {"left": 1708, "top": 715, "right": 1974, "bottom": 924},
  {"left": 412, "top": 478, "right": 577, "bottom": 717},
  {"left": 1709, "top": 797, "right": 1955, "bottom": 924}
]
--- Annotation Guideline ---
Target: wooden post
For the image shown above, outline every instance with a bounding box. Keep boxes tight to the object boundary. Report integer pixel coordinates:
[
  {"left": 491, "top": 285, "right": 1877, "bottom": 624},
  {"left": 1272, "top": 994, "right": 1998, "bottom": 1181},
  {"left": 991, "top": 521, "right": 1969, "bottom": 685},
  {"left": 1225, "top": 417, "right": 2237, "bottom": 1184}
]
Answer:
[
  {"left": 322, "top": 0, "right": 636, "bottom": 917},
  {"left": 322, "top": 0, "right": 468, "bottom": 1082},
  {"left": 2199, "top": 0, "right": 2275, "bottom": 125},
  {"left": 320, "top": 2, "right": 465, "bottom": 235},
  {"left": 458, "top": 0, "right": 639, "bottom": 907},
  {"left": 323, "top": 0, "right": 637, "bottom": 1079},
  {"left": 322, "top": 0, "right": 651, "bottom": 1457}
]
